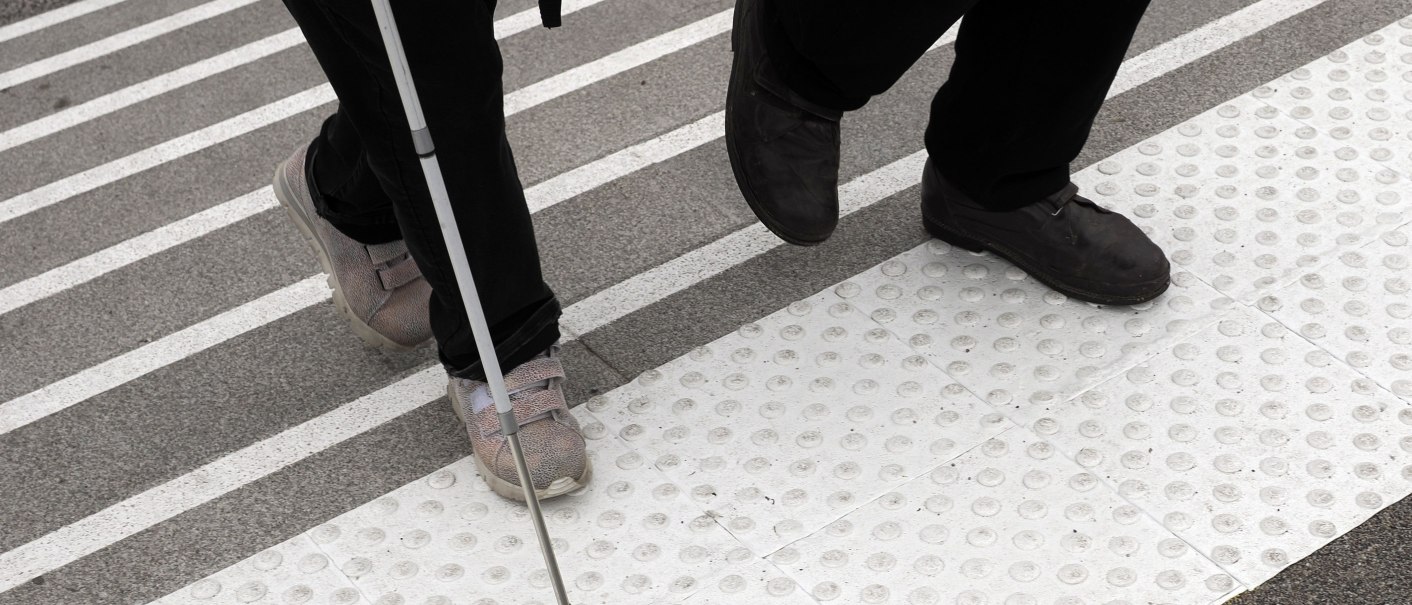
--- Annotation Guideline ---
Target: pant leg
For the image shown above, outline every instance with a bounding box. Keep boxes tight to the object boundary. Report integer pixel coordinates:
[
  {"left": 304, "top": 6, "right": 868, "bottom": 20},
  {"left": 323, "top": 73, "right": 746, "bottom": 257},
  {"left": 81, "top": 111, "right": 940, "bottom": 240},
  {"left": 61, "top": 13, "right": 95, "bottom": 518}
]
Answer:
[
  {"left": 281, "top": 0, "right": 560, "bottom": 379},
  {"left": 305, "top": 110, "right": 402, "bottom": 245},
  {"left": 926, "top": 0, "right": 1152, "bottom": 210},
  {"left": 764, "top": 0, "right": 972, "bottom": 111}
]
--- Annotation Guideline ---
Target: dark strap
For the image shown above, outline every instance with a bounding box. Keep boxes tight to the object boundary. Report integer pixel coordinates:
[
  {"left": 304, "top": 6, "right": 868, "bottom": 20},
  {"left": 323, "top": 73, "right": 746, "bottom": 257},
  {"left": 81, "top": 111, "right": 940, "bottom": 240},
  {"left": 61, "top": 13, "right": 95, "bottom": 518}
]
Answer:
[{"left": 539, "top": 0, "right": 561, "bottom": 27}]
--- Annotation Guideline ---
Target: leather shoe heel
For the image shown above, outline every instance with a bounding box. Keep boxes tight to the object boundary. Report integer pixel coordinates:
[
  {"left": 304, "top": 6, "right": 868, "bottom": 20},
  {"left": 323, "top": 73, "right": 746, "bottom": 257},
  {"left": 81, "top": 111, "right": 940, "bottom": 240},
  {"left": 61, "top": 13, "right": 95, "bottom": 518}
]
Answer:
[{"left": 920, "top": 159, "right": 1171, "bottom": 306}]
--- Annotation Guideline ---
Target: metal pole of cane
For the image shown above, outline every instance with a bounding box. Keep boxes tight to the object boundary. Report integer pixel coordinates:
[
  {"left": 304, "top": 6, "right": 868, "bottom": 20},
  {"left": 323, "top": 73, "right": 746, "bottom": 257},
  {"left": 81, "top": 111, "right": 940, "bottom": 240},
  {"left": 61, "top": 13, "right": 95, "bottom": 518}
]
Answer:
[{"left": 367, "top": 2, "right": 572, "bottom": 604}]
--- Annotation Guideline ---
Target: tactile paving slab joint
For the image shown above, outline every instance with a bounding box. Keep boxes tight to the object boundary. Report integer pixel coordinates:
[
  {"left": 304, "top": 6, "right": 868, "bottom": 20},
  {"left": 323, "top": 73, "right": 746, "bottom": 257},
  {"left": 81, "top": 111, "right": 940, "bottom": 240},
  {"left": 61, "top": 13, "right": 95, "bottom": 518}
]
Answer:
[
  {"left": 297, "top": 421, "right": 748, "bottom": 605},
  {"left": 1032, "top": 306, "right": 1412, "bottom": 588},
  {"left": 772, "top": 426, "right": 1239, "bottom": 605},
  {"left": 586, "top": 290, "right": 1014, "bottom": 555},
  {"left": 835, "top": 240, "right": 1231, "bottom": 427},
  {"left": 1260, "top": 201, "right": 1412, "bottom": 404},
  {"left": 155, "top": 535, "right": 365, "bottom": 605}
]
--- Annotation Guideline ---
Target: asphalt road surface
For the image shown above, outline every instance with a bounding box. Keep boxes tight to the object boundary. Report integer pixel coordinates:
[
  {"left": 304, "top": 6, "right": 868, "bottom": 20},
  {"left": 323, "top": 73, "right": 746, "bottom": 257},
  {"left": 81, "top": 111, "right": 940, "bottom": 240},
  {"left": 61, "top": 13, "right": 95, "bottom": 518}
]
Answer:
[{"left": 3, "top": 0, "right": 1412, "bottom": 603}]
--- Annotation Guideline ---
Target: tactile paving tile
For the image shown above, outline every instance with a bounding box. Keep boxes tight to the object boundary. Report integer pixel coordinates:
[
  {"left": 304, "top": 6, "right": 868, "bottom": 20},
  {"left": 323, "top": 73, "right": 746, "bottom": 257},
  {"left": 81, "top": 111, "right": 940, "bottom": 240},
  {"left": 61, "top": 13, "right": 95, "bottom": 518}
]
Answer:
[
  {"left": 1251, "top": 17, "right": 1412, "bottom": 182},
  {"left": 1260, "top": 227, "right": 1412, "bottom": 402},
  {"left": 1075, "top": 93, "right": 1408, "bottom": 302},
  {"left": 682, "top": 560, "right": 820, "bottom": 605},
  {"left": 1032, "top": 306, "right": 1412, "bottom": 587},
  {"left": 772, "top": 426, "right": 1238, "bottom": 605},
  {"left": 302, "top": 418, "right": 747, "bottom": 605},
  {"left": 154, "top": 535, "right": 366, "bottom": 605},
  {"left": 585, "top": 290, "right": 1014, "bottom": 554},
  {"left": 835, "top": 240, "right": 1230, "bottom": 426}
]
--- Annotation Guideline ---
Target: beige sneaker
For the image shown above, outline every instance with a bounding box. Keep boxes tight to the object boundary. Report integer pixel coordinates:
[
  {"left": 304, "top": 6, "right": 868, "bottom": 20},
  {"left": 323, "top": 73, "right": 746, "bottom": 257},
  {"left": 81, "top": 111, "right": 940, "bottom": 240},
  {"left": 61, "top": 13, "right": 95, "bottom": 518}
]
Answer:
[
  {"left": 449, "top": 346, "right": 592, "bottom": 500},
  {"left": 274, "top": 145, "right": 433, "bottom": 350}
]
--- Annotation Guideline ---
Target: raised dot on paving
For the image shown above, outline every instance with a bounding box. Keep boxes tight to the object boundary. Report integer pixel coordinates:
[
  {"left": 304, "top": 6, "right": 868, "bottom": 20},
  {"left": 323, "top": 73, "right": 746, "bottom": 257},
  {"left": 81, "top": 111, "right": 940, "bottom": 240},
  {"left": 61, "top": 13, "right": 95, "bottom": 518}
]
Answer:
[
  {"left": 1251, "top": 17, "right": 1412, "bottom": 181},
  {"left": 774, "top": 426, "right": 1238, "bottom": 605},
  {"left": 586, "top": 290, "right": 1013, "bottom": 554},
  {"left": 153, "top": 535, "right": 364, "bottom": 605},
  {"left": 1261, "top": 226, "right": 1412, "bottom": 402},
  {"left": 835, "top": 240, "right": 1229, "bottom": 426},
  {"left": 1032, "top": 305, "right": 1412, "bottom": 586},
  {"left": 302, "top": 419, "right": 746, "bottom": 605},
  {"left": 1078, "top": 93, "right": 1407, "bottom": 302},
  {"left": 681, "top": 560, "right": 820, "bottom": 604}
]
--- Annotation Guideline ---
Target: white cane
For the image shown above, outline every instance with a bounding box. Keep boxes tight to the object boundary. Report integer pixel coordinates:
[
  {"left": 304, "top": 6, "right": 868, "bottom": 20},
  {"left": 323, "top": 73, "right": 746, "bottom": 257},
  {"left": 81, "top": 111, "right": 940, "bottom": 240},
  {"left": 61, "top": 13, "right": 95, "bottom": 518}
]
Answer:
[{"left": 367, "top": 2, "right": 572, "bottom": 604}]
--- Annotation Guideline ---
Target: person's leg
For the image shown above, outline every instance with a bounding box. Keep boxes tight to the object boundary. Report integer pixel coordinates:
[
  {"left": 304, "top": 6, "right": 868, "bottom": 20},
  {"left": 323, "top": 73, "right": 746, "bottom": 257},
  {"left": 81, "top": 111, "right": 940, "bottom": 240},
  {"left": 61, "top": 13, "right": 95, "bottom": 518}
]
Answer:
[
  {"left": 282, "top": 0, "right": 560, "bottom": 379},
  {"left": 724, "top": 0, "right": 966, "bottom": 245},
  {"left": 918, "top": 0, "right": 1170, "bottom": 306},
  {"left": 278, "top": 0, "right": 588, "bottom": 499},
  {"left": 764, "top": 0, "right": 971, "bottom": 112},
  {"left": 926, "top": 0, "right": 1153, "bottom": 210}
]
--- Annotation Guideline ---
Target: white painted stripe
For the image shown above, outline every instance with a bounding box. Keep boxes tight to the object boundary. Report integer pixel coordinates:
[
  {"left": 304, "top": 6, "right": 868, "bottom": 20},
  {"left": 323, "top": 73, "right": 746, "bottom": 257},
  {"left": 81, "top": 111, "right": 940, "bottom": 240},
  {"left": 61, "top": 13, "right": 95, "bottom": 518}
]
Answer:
[
  {"left": 0, "top": 188, "right": 275, "bottom": 315},
  {"left": 0, "top": 0, "right": 130, "bottom": 44},
  {"left": 0, "top": 30, "right": 306, "bottom": 154},
  {"left": 526, "top": 110, "right": 723, "bottom": 213},
  {"left": 0, "top": 85, "right": 334, "bottom": 225},
  {"left": 560, "top": 150, "right": 927, "bottom": 335},
  {"left": 0, "top": 277, "right": 328, "bottom": 436},
  {"left": 1111, "top": 0, "right": 1324, "bottom": 92},
  {"left": 504, "top": 9, "right": 732, "bottom": 114},
  {"left": 0, "top": 0, "right": 262, "bottom": 90},
  {"left": 0, "top": 7, "right": 733, "bottom": 227},
  {"left": 0, "top": 365, "right": 444, "bottom": 593},
  {"left": 0, "top": 110, "right": 719, "bottom": 427},
  {"left": 0, "top": 0, "right": 613, "bottom": 153},
  {"left": 0, "top": 0, "right": 1318, "bottom": 589}
]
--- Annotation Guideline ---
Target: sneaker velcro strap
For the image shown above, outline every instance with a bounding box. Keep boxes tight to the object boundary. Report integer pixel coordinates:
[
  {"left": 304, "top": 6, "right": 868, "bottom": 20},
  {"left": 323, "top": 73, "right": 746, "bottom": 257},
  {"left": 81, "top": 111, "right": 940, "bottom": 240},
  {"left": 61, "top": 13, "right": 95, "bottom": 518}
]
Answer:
[
  {"left": 376, "top": 259, "right": 422, "bottom": 290},
  {"left": 367, "top": 241, "right": 410, "bottom": 265},
  {"left": 503, "top": 356, "right": 567, "bottom": 392},
  {"left": 475, "top": 388, "right": 567, "bottom": 437}
]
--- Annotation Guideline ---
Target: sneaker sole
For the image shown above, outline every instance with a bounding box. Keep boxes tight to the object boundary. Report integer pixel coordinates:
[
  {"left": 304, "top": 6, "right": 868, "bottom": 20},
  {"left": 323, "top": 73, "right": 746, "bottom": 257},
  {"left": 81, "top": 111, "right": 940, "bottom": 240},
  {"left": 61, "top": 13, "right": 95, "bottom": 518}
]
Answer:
[
  {"left": 922, "top": 205, "right": 1170, "bottom": 306},
  {"left": 272, "top": 161, "right": 422, "bottom": 352},
  {"left": 448, "top": 383, "right": 594, "bottom": 502}
]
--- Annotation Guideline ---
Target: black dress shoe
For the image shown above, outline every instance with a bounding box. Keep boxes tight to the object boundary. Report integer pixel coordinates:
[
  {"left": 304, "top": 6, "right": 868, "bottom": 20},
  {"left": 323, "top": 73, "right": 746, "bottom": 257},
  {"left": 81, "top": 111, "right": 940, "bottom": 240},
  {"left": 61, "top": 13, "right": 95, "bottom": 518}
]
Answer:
[
  {"left": 920, "top": 159, "right": 1171, "bottom": 305},
  {"left": 725, "top": 0, "right": 842, "bottom": 246}
]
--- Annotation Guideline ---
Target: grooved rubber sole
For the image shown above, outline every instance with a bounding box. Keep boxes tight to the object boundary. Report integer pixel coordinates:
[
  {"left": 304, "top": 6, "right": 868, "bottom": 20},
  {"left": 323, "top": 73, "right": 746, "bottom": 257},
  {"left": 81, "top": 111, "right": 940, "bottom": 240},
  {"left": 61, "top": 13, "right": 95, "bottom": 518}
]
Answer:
[
  {"left": 449, "top": 383, "right": 594, "bottom": 502},
  {"left": 922, "top": 207, "right": 1170, "bottom": 306},
  {"left": 272, "top": 161, "right": 418, "bottom": 352}
]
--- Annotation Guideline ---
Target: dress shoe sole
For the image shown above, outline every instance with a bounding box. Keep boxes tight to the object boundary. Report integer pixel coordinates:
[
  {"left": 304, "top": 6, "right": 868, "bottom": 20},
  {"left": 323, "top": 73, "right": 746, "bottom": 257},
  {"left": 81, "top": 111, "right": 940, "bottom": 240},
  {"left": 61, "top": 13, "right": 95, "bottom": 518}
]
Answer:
[
  {"left": 724, "top": 0, "right": 826, "bottom": 247},
  {"left": 922, "top": 204, "right": 1170, "bottom": 306}
]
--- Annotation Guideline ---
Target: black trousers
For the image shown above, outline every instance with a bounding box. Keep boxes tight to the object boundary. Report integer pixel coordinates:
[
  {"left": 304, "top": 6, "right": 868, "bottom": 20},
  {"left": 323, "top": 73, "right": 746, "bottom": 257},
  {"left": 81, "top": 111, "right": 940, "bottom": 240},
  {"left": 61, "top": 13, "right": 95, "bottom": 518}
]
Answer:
[
  {"left": 281, "top": 0, "right": 560, "bottom": 379},
  {"left": 765, "top": 0, "right": 1152, "bottom": 209}
]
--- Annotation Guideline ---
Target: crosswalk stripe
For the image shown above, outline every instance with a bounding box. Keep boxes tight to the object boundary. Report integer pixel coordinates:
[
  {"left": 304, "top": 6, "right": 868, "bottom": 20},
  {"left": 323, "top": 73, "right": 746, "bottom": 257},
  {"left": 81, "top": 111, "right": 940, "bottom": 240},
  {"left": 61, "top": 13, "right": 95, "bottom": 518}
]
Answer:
[
  {"left": 0, "top": 0, "right": 131, "bottom": 45},
  {"left": 0, "top": 0, "right": 615, "bottom": 154},
  {"left": 0, "top": 30, "right": 306, "bottom": 154},
  {"left": 0, "top": 7, "right": 733, "bottom": 227},
  {"left": 0, "top": 276, "right": 329, "bottom": 436},
  {"left": 0, "top": 0, "right": 262, "bottom": 90}
]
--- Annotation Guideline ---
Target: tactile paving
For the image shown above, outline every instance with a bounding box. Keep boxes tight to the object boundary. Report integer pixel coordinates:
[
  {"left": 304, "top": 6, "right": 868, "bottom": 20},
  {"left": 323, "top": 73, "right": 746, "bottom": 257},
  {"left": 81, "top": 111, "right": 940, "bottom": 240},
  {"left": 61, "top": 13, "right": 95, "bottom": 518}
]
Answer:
[
  {"left": 301, "top": 420, "right": 747, "bottom": 605},
  {"left": 1260, "top": 227, "right": 1412, "bottom": 402},
  {"left": 1076, "top": 94, "right": 1408, "bottom": 303},
  {"left": 1251, "top": 17, "right": 1412, "bottom": 183},
  {"left": 1034, "top": 306, "right": 1412, "bottom": 586},
  {"left": 682, "top": 560, "right": 820, "bottom": 604},
  {"left": 773, "top": 426, "right": 1238, "bottom": 605},
  {"left": 835, "top": 240, "right": 1230, "bottom": 426},
  {"left": 586, "top": 290, "right": 1013, "bottom": 554},
  {"left": 154, "top": 535, "right": 365, "bottom": 605}
]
